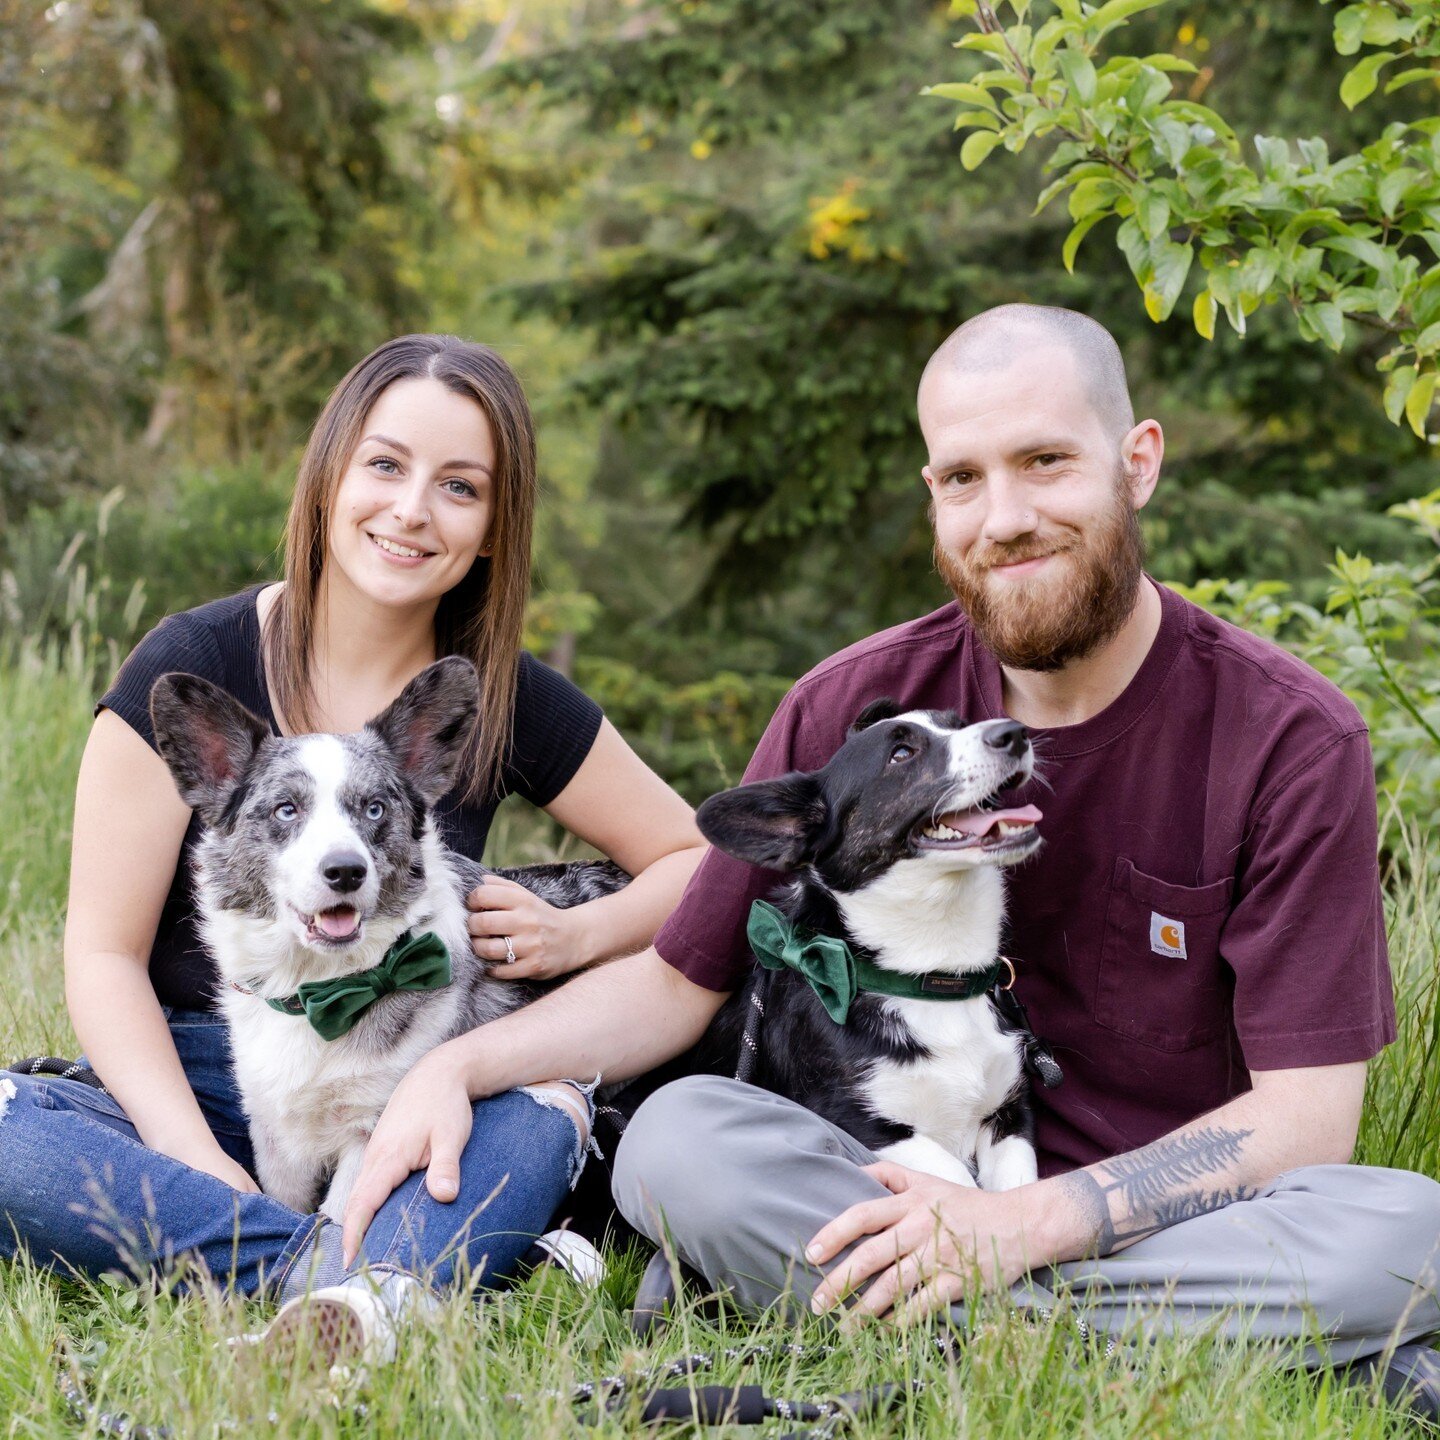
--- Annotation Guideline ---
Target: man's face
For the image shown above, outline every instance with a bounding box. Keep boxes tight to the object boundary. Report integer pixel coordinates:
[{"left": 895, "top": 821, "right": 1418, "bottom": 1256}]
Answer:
[{"left": 919, "top": 345, "right": 1151, "bottom": 672}]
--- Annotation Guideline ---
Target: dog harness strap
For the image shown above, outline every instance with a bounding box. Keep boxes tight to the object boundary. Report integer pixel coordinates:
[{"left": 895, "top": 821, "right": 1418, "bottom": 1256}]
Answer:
[
  {"left": 258, "top": 930, "right": 453, "bottom": 1040},
  {"left": 746, "top": 900, "right": 1007, "bottom": 1025}
]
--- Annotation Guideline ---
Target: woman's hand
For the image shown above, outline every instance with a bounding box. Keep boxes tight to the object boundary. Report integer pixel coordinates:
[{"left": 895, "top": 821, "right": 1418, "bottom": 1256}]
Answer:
[
  {"left": 341, "top": 1043, "right": 475, "bottom": 1265},
  {"left": 466, "top": 874, "right": 593, "bottom": 981}
]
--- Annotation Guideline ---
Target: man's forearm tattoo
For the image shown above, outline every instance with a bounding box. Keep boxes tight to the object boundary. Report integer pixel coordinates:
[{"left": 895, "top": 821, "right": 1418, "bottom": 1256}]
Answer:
[{"left": 1056, "top": 1125, "right": 1259, "bottom": 1257}]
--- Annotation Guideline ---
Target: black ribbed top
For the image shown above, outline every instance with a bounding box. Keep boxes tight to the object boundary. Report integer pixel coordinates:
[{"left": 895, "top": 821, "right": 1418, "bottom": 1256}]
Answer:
[{"left": 98, "top": 586, "right": 604, "bottom": 1010}]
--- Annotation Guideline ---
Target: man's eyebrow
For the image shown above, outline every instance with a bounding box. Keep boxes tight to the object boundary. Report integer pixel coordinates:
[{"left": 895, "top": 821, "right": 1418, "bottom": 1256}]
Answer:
[
  {"left": 360, "top": 434, "right": 493, "bottom": 475},
  {"left": 931, "top": 438, "right": 1079, "bottom": 472}
]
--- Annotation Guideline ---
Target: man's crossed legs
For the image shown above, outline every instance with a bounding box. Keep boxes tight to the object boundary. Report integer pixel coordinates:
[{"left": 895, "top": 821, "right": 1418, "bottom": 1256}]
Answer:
[{"left": 613, "top": 1076, "right": 1440, "bottom": 1369}]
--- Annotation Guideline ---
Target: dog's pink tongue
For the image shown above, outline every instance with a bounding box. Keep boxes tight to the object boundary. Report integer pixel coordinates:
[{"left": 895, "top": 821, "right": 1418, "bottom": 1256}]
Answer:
[
  {"left": 315, "top": 906, "right": 360, "bottom": 939},
  {"left": 946, "top": 803, "right": 1043, "bottom": 838}
]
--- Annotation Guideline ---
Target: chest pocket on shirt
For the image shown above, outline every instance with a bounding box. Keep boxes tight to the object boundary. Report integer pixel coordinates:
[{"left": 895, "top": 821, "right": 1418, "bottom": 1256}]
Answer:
[{"left": 1095, "top": 857, "right": 1234, "bottom": 1052}]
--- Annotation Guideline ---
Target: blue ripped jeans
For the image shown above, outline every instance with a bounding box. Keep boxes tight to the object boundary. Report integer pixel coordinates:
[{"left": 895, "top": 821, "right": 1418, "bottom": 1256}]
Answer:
[{"left": 0, "top": 1009, "right": 587, "bottom": 1301}]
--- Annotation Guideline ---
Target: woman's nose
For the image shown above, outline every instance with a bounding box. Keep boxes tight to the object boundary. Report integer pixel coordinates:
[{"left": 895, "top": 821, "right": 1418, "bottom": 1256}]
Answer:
[{"left": 392, "top": 476, "right": 430, "bottom": 528}]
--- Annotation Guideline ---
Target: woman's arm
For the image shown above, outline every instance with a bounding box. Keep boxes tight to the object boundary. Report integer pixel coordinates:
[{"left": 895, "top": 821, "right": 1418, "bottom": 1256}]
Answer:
[
  {"left": 466, "top": 718, "right": 707, "bottom": 980},
  {"left": 64, "top": 711, "right": 257, "bottom": 1192}
]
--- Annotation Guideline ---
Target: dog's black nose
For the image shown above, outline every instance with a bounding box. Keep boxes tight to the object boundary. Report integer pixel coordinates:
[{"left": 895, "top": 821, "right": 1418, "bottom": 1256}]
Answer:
[
  {"left": 321, "top": 852, "right": 368, "bottom": 894},
  {"left": 983, "top": 720, "right": 1029, "bottom": 758}
]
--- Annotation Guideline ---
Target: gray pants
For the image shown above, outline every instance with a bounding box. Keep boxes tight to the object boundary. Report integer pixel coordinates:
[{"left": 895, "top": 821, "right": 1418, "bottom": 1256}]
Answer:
[{"left": 612, "top": 1076, "right": 1440, "bottom": 1365}]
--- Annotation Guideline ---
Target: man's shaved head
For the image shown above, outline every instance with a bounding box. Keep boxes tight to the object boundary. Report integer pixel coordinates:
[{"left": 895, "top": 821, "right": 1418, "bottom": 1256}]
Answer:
[{"left": 919, "top": 304, "right": 1135, "bottom": 442}]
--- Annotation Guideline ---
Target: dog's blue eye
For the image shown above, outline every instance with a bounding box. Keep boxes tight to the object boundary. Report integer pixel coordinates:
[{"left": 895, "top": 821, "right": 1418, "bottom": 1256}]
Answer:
[
  {"left": 888, "top": 744, "right": 915, "bottom": 764},
  {"left": 274, "top": 802, "right": 297, "bottom": 821},
  {"left": 366, "top": 801, "right": 386, "bottom": 821}
]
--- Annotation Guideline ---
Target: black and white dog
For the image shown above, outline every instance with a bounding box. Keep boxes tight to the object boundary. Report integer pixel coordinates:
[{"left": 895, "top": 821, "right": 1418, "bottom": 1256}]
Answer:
[
  {"left": 692, "top": 700, "right": 1051, "bottom": 1190},
  {"left": 149, "top": 657, "right": 625, "bottom": 1220}
]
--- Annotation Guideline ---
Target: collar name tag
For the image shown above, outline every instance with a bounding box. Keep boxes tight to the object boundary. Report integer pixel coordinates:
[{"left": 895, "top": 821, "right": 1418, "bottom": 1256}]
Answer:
[{"left": 1150, "top": 912, "right": 1187, "bottom": 959}]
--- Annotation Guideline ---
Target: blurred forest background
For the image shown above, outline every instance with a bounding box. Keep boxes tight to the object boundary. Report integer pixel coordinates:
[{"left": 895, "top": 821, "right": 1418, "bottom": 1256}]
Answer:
[{"left": 3, "top": 0, "right": 1438, "bottom": 808}]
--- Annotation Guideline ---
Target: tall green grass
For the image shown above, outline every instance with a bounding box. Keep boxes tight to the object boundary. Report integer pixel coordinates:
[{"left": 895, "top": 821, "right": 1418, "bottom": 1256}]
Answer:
[{"left": 0, "top": 639, "right": 1434, "bottom": 1436}]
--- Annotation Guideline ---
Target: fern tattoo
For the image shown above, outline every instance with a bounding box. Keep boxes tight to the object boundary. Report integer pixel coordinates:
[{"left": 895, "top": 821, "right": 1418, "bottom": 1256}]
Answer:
[{"left": 1057, "top": 1125, "right": 1256, "bottom": 1256}]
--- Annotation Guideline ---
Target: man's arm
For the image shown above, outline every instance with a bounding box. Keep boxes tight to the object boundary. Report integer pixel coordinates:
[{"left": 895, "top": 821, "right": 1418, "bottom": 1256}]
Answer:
[
  {"left": 808, "top": 1061, "right": 1365, "bottom": 1320},
  {"left": 459, "top": 945, "right": 729, "bottom": 1095},
  {"left": 340, "top": 948, "right": 728, "bottom": 1261}
]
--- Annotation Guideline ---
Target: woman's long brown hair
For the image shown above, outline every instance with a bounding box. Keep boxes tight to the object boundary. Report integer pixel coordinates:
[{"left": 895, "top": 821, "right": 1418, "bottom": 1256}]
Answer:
[{"left": 266, "top": 334, "right": 537, "bottom": 802}]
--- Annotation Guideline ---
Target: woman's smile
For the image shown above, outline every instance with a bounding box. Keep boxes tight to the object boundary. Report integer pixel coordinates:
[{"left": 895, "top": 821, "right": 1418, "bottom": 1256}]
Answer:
[{"left": 367, "top": 532, "right": 436, "bottom": 564}]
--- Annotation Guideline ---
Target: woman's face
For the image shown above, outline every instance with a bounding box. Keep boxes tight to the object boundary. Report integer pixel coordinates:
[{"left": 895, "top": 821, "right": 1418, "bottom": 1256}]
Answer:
[{"left": 327, "top": 376, "right": 497, "bottom": 612}]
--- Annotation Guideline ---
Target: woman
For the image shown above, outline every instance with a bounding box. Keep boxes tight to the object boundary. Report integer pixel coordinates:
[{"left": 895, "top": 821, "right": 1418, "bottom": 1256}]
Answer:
[{"left": 0, "top": 335, "right": 704, "bottom": 1352}]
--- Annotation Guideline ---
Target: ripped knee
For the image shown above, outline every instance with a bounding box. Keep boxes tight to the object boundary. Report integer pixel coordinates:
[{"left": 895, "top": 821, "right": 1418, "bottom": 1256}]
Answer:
[{"left": 519, "top": 1078, "right": 601, "bottom": 1186}]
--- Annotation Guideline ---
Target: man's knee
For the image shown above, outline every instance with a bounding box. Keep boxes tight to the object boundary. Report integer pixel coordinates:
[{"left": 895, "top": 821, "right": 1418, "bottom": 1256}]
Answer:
[
  {"left": 1280, "top": 1165, "right": 1440, "bottom": 1328},
  {"left": 612, "top": 1076, "right": 767, "bottom": 1241}
]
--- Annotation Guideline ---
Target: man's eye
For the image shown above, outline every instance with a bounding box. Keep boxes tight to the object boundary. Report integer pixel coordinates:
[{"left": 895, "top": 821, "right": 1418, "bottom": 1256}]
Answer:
[
  {"left": 274, "top": 802, "right": 298, "bottom": 821},
  {"left": 366, "top": 800, "right": 386, "bottom": 821},
  {"left": 1034, "top": 453, "right": 1064, "bottom": 466},
  {"left": 889, "top": 744, "right": 915, "bottom": 764},
  {"left": 942, "top": 471, "right": 975, "bottom": 487}
]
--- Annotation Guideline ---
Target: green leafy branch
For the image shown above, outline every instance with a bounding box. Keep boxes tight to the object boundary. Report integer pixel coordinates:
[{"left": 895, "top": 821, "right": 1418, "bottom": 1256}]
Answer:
[{"left": 927, "top": 0, "right": 1440, "bottom": 435}]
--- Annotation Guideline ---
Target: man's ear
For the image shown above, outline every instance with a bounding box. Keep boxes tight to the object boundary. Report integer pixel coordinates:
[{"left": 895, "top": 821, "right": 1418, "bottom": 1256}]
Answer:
[
  {"left": 149, "top": 674, "right": 270, "bottom": 823},
  {"left": 696, "top": 773, "right": 828, "bottom": 872},
  {"left": 368, "top": 656, "right": 480, "bottom": 805},
  {"left": 850, "top": 698, "right": 901, "bottom": 733}
]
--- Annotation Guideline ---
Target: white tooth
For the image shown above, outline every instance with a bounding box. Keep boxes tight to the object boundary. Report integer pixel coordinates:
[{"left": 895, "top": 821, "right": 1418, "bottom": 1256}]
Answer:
[{"left": 374, "top": 535, "right": 424, "bottom": 558}]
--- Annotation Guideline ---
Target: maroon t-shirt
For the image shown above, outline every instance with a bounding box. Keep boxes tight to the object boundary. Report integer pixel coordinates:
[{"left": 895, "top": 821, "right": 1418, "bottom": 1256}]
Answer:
[{"left": 656, "top": 579, "right": 1395, "bottom": 1176}]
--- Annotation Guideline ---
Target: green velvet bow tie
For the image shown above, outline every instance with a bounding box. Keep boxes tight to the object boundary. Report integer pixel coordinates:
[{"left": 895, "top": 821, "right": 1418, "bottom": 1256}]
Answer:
[
  {"left": 746, "top": 899, "right": 1009, "bottom": 1025},
  {"left": 264, "top": 929, "right": 453, "bottom": 1041}
]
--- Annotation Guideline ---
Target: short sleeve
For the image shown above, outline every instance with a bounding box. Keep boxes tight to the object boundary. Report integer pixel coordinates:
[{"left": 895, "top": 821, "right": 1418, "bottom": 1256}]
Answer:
[
  {"left": 654, "top": 684, "right": 823, "bottom": 993},
  {"left": 1223, "top": 730, "right": 1396, "bottom": 1069},
  {"left": 97, "top": 613, "right": 228, "bottom": 754},
  {"left": 504, "top": 652, "right": 604, "bottom": 807}
]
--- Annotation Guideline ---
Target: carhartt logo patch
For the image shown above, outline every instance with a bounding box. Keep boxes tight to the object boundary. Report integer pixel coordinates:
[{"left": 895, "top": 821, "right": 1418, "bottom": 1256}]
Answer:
[{"left": 1150, "top": 913, "right": 1187, "bottom": 958}]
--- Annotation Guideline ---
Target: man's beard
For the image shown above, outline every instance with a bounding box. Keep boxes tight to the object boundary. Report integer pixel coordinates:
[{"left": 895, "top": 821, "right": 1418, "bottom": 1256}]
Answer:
[{"left": 934, "top": 476, "right": 1146, "bottom": 673}]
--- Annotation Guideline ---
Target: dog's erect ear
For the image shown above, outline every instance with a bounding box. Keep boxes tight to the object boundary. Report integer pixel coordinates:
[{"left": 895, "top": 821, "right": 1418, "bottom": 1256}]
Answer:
[
  {"left": 369, "top": 656, "right": 480, "bottom": 805},
  {"left": 696, "top": 773, "right": 828, "bottom": 872},
  {"left": 849, "top": 698, "right": 901, "bottom": 733},
  {"left": 149, "top": 673, "right": 270, "bottom": 821}
]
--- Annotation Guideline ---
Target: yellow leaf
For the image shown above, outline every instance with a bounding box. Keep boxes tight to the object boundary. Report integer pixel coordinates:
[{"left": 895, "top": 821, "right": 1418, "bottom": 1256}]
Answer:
[
  {"left": 1405, "top": 371, "right": 1437, "bottom": 437},
  {"left": 1193, "top": 289, "right": 1216, "bottom": 341},
  {"left": 961, "top": 130, "right": 1002, "bottom": 171}
]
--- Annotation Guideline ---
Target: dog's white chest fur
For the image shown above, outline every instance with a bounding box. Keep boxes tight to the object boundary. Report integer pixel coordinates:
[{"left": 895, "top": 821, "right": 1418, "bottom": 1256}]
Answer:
[
  {"left": 836, "top": 856, "right": 1037, "bottom": 1191},
  {"left": 863, "top": 998, "right": 1027, "bottom": 1182}
]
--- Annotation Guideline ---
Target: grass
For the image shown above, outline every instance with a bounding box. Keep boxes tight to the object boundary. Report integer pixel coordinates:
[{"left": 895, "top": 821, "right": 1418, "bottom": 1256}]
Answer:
[{"left": 0, "top": 638, "right": 1435, "bottom": 1437}]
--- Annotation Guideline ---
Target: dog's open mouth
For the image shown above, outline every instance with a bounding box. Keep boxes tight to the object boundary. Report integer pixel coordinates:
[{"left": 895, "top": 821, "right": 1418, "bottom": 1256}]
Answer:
[
  {"left": 296, "top": 905, "right": 365, "bottom": 946},
  {"left": 915, "top": 803, "right": 1043, "bottom": 853}
]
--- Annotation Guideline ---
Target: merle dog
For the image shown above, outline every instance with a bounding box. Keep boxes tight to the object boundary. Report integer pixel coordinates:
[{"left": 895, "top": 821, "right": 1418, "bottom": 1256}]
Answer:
[
  {"left": 687, "top": 700, "right": 1050, "bottom": 1189},
  {"left": 149, "top": 656, "right": 625, "bottom": 1219}
]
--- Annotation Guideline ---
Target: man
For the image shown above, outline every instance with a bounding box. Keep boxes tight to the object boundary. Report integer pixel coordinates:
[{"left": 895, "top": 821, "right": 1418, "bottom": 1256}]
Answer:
[{"left": 345, "top": 305, "right": 1440, "bottom": 1401}]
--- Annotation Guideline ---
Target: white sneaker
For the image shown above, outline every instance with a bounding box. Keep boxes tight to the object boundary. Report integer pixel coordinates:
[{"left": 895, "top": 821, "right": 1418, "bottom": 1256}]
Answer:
[
  {"left": 242, "top": 1273, "right": 432, "bottom": 1383},
  {"left": 530, "top": 1228, "right": 606, "bottom": 1288}
]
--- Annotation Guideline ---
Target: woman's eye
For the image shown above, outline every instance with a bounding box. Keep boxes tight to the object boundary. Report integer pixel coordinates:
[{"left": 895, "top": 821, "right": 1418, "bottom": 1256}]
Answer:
[
  {"left": 366, "top": 800, "right": 386, "bottom": 822},
  {"left": 274, "top": 802, "right": 298, "bottom": 821},
  {"left": 888, "top": 744, "right": 915, "bottom": 764},
  {"left": 442, "top": 478, "right": 477, "bottom": 498},
  {"left": 371, "top": 457, "right": 400, "bottom": 475}
]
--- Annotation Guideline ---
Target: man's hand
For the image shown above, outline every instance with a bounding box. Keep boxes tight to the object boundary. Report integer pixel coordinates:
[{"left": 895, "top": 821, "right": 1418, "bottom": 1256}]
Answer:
[
  {"left": 806, "top": 1161, "right": 1046, "bottom": 1323},
  {"left": 341, "top": 1044, "right": 475, "bottom": 1265}
]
